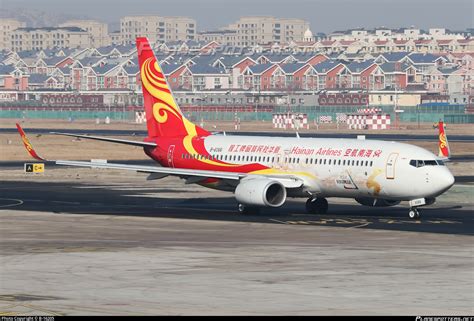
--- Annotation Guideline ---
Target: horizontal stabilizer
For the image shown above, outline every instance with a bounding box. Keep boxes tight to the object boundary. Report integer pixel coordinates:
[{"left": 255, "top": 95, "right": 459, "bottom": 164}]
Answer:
[{"left": 50, "top": 132, "right": 157, "bottom": 147}]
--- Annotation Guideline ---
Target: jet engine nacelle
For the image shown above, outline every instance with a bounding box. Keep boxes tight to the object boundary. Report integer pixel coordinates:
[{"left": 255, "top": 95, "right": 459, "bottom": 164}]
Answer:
[
  {"left": 235, "top": 178, "right": 286, "bottom": 207},
  {"left": 355, "top": 197, "right": 401, "bottom": 207}
]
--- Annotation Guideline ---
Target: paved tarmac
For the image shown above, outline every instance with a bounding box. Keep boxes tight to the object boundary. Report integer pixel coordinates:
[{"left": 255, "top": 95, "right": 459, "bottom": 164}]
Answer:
[
  {"left": 0, "top": 179, "right": 473, "bottom": 235},
  {"left": 0, "top": 175, "right": 473, "bottom": 315}
]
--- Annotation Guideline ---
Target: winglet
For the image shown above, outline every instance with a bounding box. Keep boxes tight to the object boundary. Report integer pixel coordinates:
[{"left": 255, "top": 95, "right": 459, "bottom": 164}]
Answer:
[
  {"left": 437, "top": 121, "right": 450, "bottom": 159},
  {"left": 16, "top": 123, "right": 46, "bottom": 161}
]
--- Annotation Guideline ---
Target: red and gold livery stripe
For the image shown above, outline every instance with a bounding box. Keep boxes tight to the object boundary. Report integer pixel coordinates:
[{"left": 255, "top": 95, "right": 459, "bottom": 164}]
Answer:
[{"left": 16, "top": 123, "right": 45, "bottom": 161}]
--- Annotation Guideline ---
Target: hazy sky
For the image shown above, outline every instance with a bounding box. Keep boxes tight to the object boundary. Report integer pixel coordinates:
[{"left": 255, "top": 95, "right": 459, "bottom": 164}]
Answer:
[{"left": 1, "top": 0, "right": 473, "bottom": 33}]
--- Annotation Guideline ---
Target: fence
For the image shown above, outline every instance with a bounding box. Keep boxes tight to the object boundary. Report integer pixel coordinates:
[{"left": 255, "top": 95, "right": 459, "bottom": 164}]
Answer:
[
  {"left": 0, "top": 103, "right": 472, "bottom": 124},
  {"left": 0, "top": 110, "right": 134, "bottom": 121}
]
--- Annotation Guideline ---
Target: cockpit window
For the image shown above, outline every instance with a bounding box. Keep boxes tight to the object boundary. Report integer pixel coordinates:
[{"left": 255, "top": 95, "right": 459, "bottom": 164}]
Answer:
[
  {"left": 409, "top": 159, "right": 444, "bottom": 168},
  {"left": 424, "top": 160, "right": 438, "bottom": 166}
]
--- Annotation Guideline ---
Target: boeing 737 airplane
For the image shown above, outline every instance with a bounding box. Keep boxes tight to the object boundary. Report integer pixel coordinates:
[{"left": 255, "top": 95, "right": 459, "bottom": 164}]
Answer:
[{"left": 17, "top": 37, "right": 455, "bottom": 219}]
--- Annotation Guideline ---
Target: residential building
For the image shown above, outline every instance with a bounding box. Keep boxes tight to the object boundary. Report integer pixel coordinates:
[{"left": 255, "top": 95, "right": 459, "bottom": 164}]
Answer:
[
  {"left": 197, "top": 30, "right": 237, "bottom": 46},
  {"left": 0, "top": 64, "right": 29, "bottom": 90},
  {"left": 369, "top": 91, "right": 422, "bottom": 107},
  {"left": 188, "top": 64, "right": 229, "bottom": 90},
  {"left": 109, "top": 31, "right": 121, "bottom": 45},
  {"left": 120, "top": 15, "right": 196, "bottom": 44},
  {"left": 10, "top": 27, "right": 91, "bottom": 51},
  {"left": 0, "top": 18, "right": 26, "bottom": 50},
  {"left": 226, "top": 16, "right": 310, "bottom": 46},
  {"left": 60, "top": 20, "right": 111, "bottom": 47}
]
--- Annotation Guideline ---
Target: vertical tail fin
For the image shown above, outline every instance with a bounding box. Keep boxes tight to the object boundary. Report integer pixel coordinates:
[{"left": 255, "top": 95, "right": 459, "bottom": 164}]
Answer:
[
  {"left": 136, "top": 37, "right": 209, "bottom": 138},
  {"left": 438, "top": 121, "right": 450, "bottom": 158}
]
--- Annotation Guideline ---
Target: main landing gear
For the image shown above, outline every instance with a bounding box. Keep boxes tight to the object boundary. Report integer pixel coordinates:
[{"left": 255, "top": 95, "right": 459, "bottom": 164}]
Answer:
[
  {"left": 408, "top": 208, "right": 421, "bottom": 220},
  {"left": 305, "top": 197, "right": 328, "bottom": 214},
  {"left": 237, "top": 203, "right": 260, "bottom": 215}
]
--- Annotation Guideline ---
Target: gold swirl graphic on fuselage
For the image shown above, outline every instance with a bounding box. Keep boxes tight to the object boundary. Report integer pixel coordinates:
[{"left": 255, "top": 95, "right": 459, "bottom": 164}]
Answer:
[
  {"left": 366, "top": 168, "right": 383, "bottom": 196},
  {"left": 180, "top": 114, "right": 240, "bottom": 167},
  {"left": 250, "top": 168, "right": 317, "bottom": 180}
]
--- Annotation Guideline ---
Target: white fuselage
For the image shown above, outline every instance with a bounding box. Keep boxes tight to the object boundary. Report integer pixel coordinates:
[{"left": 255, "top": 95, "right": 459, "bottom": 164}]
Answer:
[{"left": 191, "top": 135, "right": 455, "bottom": 201}]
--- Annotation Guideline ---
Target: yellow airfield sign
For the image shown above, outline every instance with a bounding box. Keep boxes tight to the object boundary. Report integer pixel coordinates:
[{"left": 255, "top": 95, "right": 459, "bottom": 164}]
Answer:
[{"left": 24, "top": 163, "right": 45, "bottom": 174}]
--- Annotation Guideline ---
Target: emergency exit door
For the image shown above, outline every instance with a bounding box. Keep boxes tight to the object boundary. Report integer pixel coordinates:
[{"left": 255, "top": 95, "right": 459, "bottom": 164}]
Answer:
[{"left": 386, "top": 152, "right": 398, "bottom": 179}]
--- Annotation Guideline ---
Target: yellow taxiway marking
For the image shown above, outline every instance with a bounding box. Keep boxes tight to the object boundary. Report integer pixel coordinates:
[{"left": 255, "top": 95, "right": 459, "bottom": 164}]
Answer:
[
  {"left": 271, "top": 218, "right": 462, "bottom": 226},
  {"left": 0, "top": 304, "right": 63, "bottom": 316},
  {"left": 347, "top": 222, "right": 372, "bottom": 229},
  {"left": 17, "top": 303, "right": 63, "bottom": 316},
  {"left": 0, "top": 312, "right": 19, "bottom": 316}
]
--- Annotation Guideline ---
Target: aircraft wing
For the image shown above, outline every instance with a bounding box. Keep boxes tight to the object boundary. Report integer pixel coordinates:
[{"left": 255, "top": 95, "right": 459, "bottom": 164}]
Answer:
[
  {"left": 55, "top": 160, "right": 303, "bottom": 187},
  {"left": 56, "top": 159, "right": 242, "bottom": 180},
  {"left": 17, "top": 124, "right": 304, "bottom": 188}
]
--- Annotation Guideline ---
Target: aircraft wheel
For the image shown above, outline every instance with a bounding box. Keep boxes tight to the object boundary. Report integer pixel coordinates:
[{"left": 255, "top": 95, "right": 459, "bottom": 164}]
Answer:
[
  {"left": 305, "top": 197, "right": 328, "bottom": 214},
  {"left": 408, "top": 208, "right": 420, "bottom": 220},
  {"left": 238, "top": 203, "right": 260, "bottom": 215}
]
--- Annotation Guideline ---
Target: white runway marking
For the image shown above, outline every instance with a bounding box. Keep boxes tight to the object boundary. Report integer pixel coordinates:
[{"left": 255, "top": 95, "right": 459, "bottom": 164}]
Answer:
[
  {"left": 51, "top": 201, "right": 81, "bottom": 205},
  {"left": 0, "top": 198, "right": 23, "bottom": 208}
]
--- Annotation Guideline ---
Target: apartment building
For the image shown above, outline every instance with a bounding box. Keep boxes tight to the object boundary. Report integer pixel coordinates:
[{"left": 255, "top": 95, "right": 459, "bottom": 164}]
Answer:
[
  {"left": 10, "top": 27, "right": 91, "bottom": 51},
  {"left": 328, "top": 27, "right": 466, "bottom": 42},
  {"left": 120, "top": 15, "right": 196, "bottom": 44},
  {"left": 59, "top": 20, "right": 111, "bottom": 47},
  {"left": 0, "top": 18, "right": 26, "bottom": 50},
  {"left": 197, "top": 29, "right": 237, "bottom": 46},
  {"left": 109, "top": 31, "right": 121, "bottom": 45},
  {"left": 227, "top": 16, "right": 310, "bottom": 46}
]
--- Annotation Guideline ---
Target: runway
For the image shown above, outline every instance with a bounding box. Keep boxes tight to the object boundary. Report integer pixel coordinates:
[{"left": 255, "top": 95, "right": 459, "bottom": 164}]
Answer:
[
  {"left": 0, "top": 174, "right": 473, "bottom": 315},
  {"left": 0, "top": 179, "right": 473, "bottom": 235}
]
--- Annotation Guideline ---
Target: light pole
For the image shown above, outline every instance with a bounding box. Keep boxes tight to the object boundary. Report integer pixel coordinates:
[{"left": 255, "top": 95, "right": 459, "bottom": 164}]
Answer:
[
  {"left": 417, "top": 103, "right": 420, "bottom": 129},
  {"left": 196, "top": 94, "right": 208, "bottom": 125},
  {"left": 225, "top": 90, "right": 231, "bottom": 122}
]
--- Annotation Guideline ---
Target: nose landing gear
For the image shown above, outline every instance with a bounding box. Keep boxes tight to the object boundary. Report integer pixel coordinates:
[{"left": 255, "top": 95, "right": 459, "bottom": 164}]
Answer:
[
  {"left": 306, "top": 197, "right": 328, "bottom": 214},
  {"left": 408, "top": 208, "right": 421, "bottom": 220}
]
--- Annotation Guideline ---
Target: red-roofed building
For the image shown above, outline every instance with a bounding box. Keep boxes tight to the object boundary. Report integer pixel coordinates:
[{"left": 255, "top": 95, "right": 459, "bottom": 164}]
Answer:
[
  {"left": 326, "top": 64, "right": 348, "bottom": 89},
  {"left": 456, "top": 39, "right": 474, "bottom": 52},
  {"left": 199, "top": 41, "right": 220, "bottom": 54},
  {"left": 0, "top": 65, "right": 29, "bottom": 91}
]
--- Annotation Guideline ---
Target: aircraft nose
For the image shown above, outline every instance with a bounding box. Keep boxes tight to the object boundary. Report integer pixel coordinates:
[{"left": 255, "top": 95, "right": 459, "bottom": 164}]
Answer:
[
  {"left": 444, "top": 171, "right": 455, "bottom": 189},
  {"left": 437, "top": 169, "right": 455, "bottom": 193}
]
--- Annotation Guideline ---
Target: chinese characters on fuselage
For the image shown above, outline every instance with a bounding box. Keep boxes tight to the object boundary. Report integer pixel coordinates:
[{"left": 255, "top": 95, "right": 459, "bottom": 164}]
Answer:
[{"left": 227, "top": 144, "right": 382, "bottom": 158}]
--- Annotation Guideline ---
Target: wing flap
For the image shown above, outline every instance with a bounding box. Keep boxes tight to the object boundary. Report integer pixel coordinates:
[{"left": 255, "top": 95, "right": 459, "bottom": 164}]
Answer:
[{"left": 55, "top": 160, "right": 242, "bottom": 180}]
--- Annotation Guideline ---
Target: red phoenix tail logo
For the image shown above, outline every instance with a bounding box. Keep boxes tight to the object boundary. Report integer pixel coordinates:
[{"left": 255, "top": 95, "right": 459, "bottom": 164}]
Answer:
[{"left": 438, "top": 132, "right": 449, "bottom": 157}]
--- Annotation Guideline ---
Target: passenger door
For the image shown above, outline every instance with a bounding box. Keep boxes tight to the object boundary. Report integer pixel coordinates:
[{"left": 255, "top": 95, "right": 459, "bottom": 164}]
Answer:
[{"left": 386, "top": 152, "right": 398, "bottom": 179}]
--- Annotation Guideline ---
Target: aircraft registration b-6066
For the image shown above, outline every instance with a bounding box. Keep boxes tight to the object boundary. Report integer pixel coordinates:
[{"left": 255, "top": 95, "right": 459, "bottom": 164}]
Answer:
[{"left": 17, "top": 37, "right": 455, "bottom": 219}]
